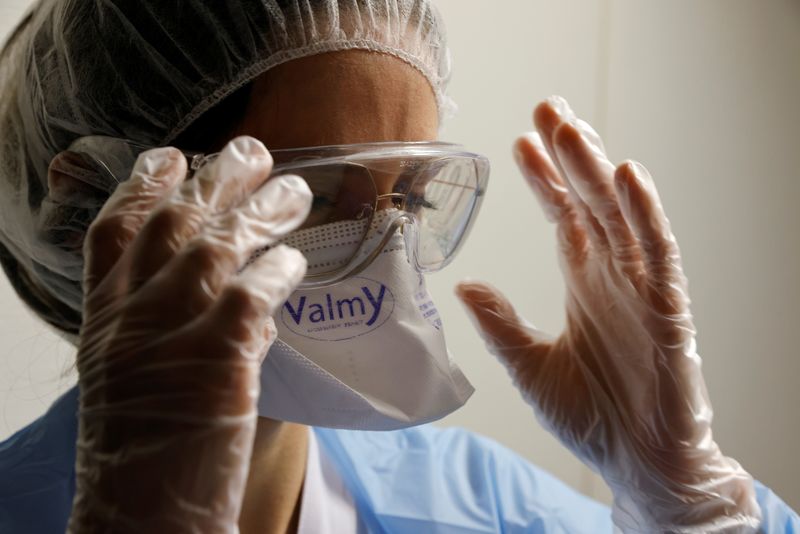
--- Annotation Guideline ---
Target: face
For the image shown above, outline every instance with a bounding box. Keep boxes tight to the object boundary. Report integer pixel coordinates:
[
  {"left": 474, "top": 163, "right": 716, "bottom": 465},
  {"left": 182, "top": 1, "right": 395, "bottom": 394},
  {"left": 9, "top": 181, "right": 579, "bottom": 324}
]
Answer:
[{"left": 226, "top": 50, "right": 439, "bottom": 150}]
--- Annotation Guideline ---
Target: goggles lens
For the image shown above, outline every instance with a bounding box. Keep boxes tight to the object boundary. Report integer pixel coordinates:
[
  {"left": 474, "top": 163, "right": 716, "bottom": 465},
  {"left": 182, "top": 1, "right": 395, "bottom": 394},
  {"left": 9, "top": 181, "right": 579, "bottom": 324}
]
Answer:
[{"left": 408, "top": 157, "right": 482, "bottom": 271}]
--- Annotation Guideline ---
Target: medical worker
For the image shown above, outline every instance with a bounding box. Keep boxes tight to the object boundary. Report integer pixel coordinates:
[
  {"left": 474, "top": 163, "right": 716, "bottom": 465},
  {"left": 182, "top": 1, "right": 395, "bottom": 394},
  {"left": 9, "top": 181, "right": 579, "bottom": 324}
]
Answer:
[{"left": 0, "top": 1, "right": 797, "bottom": 533}]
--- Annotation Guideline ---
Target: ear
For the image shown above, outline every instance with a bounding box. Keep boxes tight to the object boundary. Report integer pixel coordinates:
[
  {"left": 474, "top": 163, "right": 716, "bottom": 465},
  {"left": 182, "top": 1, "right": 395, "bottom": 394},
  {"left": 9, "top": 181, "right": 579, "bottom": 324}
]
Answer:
[
  {"left": 36, "top": 151, "right": 113, "bottom": 256},
  {"left": 47, "top": 150, "right": 115, "bottom": 206}
]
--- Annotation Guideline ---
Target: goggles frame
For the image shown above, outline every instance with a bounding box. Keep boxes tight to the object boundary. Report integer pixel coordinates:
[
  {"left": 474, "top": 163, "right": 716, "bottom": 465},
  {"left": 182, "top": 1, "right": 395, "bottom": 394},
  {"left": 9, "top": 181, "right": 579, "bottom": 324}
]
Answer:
[{"left": 66, "top": 137, "right": 490, "bottom": 288}]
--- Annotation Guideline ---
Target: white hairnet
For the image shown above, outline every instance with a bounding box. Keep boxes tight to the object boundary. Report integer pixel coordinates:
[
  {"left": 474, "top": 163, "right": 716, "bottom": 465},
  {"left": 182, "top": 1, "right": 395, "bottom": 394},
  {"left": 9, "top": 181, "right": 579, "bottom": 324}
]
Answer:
[{"left": 0, "top": 0, "right": 453, "bottom": 333}]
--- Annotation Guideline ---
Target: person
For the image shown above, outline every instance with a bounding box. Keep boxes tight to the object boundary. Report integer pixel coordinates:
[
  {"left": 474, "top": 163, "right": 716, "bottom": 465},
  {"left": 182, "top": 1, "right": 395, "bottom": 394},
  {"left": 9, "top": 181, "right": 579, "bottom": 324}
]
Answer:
[{"left": 0, "top": 1, "right": 797, "bottom": 533}]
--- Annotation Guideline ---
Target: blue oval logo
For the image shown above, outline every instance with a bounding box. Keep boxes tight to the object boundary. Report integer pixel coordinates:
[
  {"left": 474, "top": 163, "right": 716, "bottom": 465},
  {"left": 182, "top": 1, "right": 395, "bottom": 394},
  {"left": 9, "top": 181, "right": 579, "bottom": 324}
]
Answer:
[{"left": 280, "top": 276, "right": 395, "bottom": 341}]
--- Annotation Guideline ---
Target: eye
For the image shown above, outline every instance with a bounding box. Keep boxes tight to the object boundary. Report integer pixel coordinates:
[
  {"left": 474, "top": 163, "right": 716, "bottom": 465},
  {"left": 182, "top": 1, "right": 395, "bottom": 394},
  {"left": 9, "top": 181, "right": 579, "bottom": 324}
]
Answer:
[
  {"left": 406, "top": 191, "right": 438, "bottom": 211},
  {"left": 312, "top": 195, "right": 335, "bottom": 209}
]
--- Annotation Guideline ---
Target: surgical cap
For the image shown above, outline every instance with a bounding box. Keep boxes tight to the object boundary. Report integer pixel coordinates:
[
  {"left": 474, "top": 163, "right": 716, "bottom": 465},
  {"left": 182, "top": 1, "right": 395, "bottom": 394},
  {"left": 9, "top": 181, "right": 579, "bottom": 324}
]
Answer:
[{"left": 0, "top": 0, "right": 453, "bottom": 334}]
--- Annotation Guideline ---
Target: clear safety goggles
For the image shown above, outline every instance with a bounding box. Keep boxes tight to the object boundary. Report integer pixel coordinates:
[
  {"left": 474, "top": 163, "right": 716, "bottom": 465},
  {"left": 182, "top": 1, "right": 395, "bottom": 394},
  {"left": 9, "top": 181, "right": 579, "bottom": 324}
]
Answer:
[{"left": 67, "top": 137, "right": 490, "bottom": 288}]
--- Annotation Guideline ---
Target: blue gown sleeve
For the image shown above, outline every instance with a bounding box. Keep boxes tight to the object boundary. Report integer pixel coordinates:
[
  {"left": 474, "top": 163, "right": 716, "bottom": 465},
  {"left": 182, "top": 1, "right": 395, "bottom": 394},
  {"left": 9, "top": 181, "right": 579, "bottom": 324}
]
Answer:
[
  {"left": 316, "top": 425, "right": 613, "bottom": 533},
  {"left": 0, "top": 387, "right": 78, "bottom": 534},
  {"left": 316, "top": 425, "right": 800, "bottom": 534},
  {"left": 754, "top": 480, "right": 800, "bottom": 534}
]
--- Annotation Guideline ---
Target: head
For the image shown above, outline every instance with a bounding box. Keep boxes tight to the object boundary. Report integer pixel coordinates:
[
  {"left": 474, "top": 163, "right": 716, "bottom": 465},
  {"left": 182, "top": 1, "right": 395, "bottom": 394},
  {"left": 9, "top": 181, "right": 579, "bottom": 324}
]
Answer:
[{"left": 0, "top": 0, "right": 450, "bottom": 337}]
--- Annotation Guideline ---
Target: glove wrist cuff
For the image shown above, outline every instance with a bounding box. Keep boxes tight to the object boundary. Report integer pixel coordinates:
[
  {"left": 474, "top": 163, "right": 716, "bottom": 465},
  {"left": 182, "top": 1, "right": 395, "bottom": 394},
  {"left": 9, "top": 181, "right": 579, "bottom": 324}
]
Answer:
[{"left": 608, "top": 456, "right": 762, "bottom": 533}]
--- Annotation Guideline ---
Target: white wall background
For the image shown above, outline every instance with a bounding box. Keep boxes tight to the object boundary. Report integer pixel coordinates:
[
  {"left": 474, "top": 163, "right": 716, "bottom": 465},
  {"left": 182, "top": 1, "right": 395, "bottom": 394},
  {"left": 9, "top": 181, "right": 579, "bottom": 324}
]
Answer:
[{"left": 1, "top": 0, "right": 798, "bottom": 511}]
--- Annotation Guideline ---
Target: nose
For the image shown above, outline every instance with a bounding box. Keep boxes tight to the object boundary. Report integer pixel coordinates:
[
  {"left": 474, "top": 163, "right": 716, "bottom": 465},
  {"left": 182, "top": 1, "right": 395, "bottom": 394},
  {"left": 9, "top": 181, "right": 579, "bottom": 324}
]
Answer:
[
  {"left": 367, "top": 168, "right": 398, "bottom": 210},
  {"left": 372, "top": 170, "right": 398, "bottom": 196}
]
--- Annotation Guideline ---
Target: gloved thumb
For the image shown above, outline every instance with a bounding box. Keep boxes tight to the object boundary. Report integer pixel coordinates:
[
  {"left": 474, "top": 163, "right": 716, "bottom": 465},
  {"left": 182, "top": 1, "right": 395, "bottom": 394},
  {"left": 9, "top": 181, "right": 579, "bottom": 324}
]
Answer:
[{"left": 455, "top": 280, "right": 554, "bottom": 380}]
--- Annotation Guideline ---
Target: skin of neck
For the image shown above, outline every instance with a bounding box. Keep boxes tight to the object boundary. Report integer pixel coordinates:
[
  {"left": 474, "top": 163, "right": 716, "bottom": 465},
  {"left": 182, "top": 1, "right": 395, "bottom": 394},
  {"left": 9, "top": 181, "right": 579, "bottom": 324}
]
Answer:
[{"left": 230, "top": 49, "right": 439, "bottom": 534}]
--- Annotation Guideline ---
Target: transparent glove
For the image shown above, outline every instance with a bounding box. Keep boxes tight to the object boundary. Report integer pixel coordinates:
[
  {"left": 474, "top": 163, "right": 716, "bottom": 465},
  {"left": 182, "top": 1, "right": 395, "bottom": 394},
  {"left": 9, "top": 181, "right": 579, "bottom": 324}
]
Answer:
[
  {"left": 456, "top": 97, "right": 761, "bottom": 533},
  {"left": 66, "top": 136, "right": 312, "bottom": 533}
]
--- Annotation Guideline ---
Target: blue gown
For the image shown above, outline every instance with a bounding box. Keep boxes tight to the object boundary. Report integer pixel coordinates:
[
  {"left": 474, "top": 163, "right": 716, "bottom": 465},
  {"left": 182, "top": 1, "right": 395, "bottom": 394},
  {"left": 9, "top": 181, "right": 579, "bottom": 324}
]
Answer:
[{"left": 1, "top": 387, "right": 797, "bottom": 533}]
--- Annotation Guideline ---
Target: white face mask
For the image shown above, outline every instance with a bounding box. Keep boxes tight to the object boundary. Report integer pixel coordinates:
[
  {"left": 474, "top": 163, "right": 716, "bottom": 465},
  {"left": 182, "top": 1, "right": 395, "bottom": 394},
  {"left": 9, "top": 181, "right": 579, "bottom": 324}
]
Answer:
[{"left": 257, "top": 213, "right": 474, "bottom": 430}]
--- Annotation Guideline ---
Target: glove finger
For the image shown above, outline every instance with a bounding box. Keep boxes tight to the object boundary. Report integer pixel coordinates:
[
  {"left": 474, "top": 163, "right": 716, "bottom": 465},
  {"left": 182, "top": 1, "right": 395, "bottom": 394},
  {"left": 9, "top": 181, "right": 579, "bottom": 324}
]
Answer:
[
  {"left": 456, "top": 280, "right": 553, "bottom": 381},
  {"left": 614, "top": 161, "right": 688, "bottom": 316},
  {"left": 534, "top": 97, "right": 609, "bottom": 250},
  {"left": 514, "top": 132, "right": 590, "bottom": 264},
  {"left": 155, "top": 247, "right": 306, "bottom": 418},
  {"left": 128, "top": 175, "right": 311, "bottom": 330},
  {"left": 82, "top": 147, "right": 186, "bottom": 301},
  {"left": 552, "top": 121, "right": 643, "bottom": 273},
  {"left": 198, "top": 245, "right": 307, "bottom": 366},
  {"left": 184, "top": 136, "right": 274, "bottom": 212},
  {"left": 78, "top": 249, "right": 306, "bottom": 436},
  {"left": 127, "top": 137, "right": 273, "bottom": 292}
]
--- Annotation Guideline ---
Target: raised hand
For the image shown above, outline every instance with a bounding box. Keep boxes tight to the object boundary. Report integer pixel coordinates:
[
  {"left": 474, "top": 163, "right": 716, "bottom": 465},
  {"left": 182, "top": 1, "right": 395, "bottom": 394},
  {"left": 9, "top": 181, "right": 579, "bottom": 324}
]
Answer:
[
  {"left": 68, "top": 137, "right": 311, "bottom": 533},
  {"left": 457, "top": 97, "right": 761, "bottom": 533}
]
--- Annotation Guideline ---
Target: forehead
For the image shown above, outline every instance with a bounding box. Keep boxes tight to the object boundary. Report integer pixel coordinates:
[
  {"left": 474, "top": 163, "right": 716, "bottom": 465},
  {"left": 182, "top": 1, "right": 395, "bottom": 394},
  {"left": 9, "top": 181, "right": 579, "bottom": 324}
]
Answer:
[{"left": 232, "top": 50, "right": 440, "bottom": 149}]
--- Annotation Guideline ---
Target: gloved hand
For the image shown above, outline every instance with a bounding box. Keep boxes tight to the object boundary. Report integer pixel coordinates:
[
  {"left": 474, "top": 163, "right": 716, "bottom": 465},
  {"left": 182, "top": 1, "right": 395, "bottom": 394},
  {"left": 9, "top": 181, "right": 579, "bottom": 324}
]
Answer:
[
  {"left": 66, "top": 137, "right": 312, "bottom": 533},
  {"left": 456, "top": 97, "right": 761, "bottom": 533}
]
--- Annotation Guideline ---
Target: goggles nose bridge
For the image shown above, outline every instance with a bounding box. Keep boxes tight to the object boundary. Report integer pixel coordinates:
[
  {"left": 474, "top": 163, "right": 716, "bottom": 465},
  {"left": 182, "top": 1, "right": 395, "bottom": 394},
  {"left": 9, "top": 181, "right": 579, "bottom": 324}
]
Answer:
[{"left": 376, "top": 192, "right": 407, "bottom": 211}]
